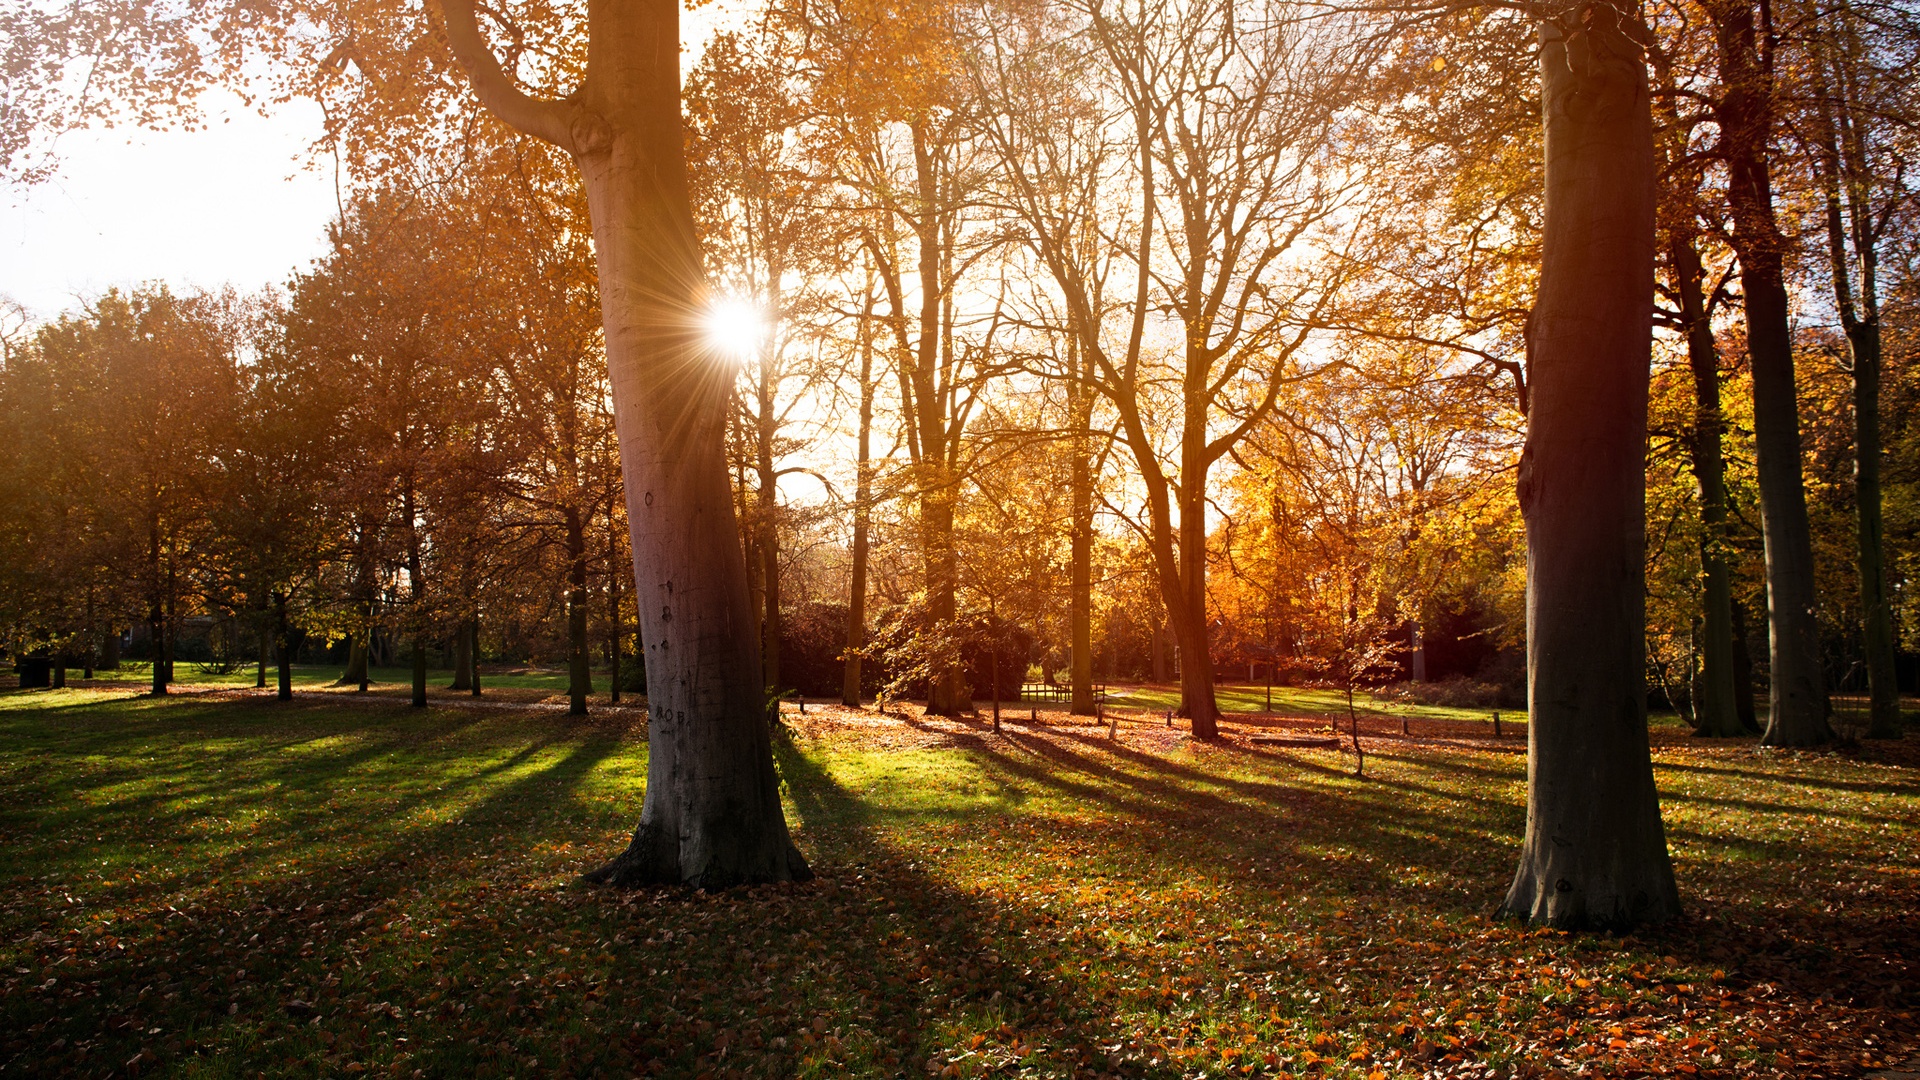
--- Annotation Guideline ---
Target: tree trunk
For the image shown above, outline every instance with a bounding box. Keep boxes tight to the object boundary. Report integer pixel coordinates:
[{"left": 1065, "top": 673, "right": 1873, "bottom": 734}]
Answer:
[
  {"left": 567, "top": 503, "right": 592, "bottom": 716},
  {"left": 608, "top": 516, "right": 624, "bottom": 704},
  {"left": 274, "top": 593, "right": 293, "bottom": 701},
  {"left": 1672, "top": 234, "right": 1743, "bottom": 736},
  {"left": 443, "top": 0, "right": 810, "bottom": 885},
  {"left": 256, "top": 599, "right": 271, "bottom": 690},
  {"left": 1171, "top": 486, "right": 1219, "bottom": 738},
  {"left": 1811, "top": 50, "right": 1900, "bottom": 738},
  {"left": 450, "top": 619, "right": 473, "bottom": 691},
  {"left": 843, "top": 292, "right": 875, "bottom": 708},
  {"left": 405, "top": 481, "right": 428, "bottom": 709},
  {"left": 1707, "top": 0, "right": 1831, "bottom": 746},
  {"left": 1847, "top": 318, "right": 1898, "bottom": 737},
  {"left": 1500, "top": 8, "right": 1680, "bottom": 930},
  {"left": 1068, "top": 357, "right": 1096, "bottom": 716},
  {"left": 99, "top": 627, "right": 119, "bottom": 670},
  {"left": 470, "top": 621, "right": 483, "bottom": 697},
  {"left": 1731, "top": 595, "right": 1760, "bottom": 731}
]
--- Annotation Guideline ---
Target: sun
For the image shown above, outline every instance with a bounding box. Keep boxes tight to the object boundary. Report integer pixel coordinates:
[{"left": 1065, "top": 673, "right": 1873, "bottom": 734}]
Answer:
[{"left": 703, "top": 297, "right": 765, "bottom": 361}]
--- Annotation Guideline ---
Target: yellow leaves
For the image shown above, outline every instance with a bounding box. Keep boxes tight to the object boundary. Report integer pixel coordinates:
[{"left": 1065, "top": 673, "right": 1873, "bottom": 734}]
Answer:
[{"left": 1430, "top": 56, "right": 1447, "bottom": 72}]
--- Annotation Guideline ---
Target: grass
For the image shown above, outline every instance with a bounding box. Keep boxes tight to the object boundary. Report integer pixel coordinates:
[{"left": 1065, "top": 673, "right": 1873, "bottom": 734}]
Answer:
[
  {"left": 77, "top": 663, "right": 617, "bottom": 694},
  {"left": 1102, "top": 684, "right": 1522, "bottom": 726},
  {"left": 1, "top": 685, "right": 1915, "bottom": 1078}
]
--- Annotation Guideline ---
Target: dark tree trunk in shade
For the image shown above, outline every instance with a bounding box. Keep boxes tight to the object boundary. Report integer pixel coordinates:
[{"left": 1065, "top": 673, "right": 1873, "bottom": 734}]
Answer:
[
  {"left": 1811, "top": 48, "right": 1900, "bottom": 738},
  {"left": 608, "top": 517, "right": 624, "bottom": 704},
  {"left": 1671, "top": 235, "right": 1743, "bottom": 736},
  {"left": 470, "top": 621, "right": 483, "bottom": 697},
  {"left": 566, "top": 503, "right": 592, "bottom": 715},
  {"left": 1068, "top": 340, "right": 1097, "bottom": 717},
  {"left": 256, "top": 600, "right": 271, "bottom": 690},
  {"left": 1499, "top": 7, "right": 1680, "bottom": 930},
  {"left": 843, "top": 292, "right": 875, "bottom": 708},
  {"left": 99, "top": 628, "right": 119, "bottom": 670},
  {"left": 451, "top": 618, "right": 474, "bottom": 691},
  {"left": 444, "top": 0, "right": 809, "bottom": 886},
  {"left": 404, "top": 481, "right": 428, "bottom": 709},
  {"left": 1730, "top": 598, "right": 1760, "bottom": 731},
  {"left": 274, "top": 593, "right": 293, "bottom": 701},
  {"left": 1706, "top": 0, "right": 1831, "bottom": 746}
]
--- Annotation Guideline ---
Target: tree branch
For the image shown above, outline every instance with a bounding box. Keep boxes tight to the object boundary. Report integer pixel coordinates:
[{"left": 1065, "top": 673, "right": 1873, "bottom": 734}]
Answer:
[{"left": 441, "top": 0, "right": 586, "bottom": 153}]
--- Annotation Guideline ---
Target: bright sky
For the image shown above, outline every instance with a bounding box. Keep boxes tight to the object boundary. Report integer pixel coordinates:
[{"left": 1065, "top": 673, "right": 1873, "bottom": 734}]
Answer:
[
  {"left": 0, "top": 5, "right": 744, "bottom": 323},
  {"left": 0, "top": 94, "right": 339, "bottom": 320}
]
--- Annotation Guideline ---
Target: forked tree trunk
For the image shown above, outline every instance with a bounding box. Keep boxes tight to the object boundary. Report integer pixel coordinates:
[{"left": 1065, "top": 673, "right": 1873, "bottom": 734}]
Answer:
[
  {"left": 1500, "top": 7, "right": 1680, "bottom": 930},
  {"left": 1706, "top": 0, "right": 1831, "bottom": 746},
  {"left": 446, "top": 0, "right": 808, "bottom": 887}
]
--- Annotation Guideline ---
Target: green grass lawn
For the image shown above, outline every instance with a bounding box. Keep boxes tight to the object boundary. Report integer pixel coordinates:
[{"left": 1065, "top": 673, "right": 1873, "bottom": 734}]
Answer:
[
  {"left": 1103, "top": 684, "right": 1522, "bottom": 726},
  {"left": 78, "top": 663, "right": 612, "bottom": 694},
  {"left": 1, "top": 687, "right": 1915, "bottom": 1078}
]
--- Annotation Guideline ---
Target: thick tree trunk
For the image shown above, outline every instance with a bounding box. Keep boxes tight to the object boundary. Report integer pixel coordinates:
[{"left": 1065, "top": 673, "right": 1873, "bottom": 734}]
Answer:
[
  {"left": 1672, "top": 235, "right": 1743, "bottom": 736},
  {"left": 1500, "top": 9, "right": 1680, "bottom": 930},
  {"left": 99, "top": 627, "right": 119, "bottom": 670},
  {"left": 437, "top": 0, "right": 813, "bottom": 886},
  {"left": 1707, "top": 0, "right": 1831, "bottom": 746},
  {"left": 567, "top": 503, "right": 592, "bottom": 715}
]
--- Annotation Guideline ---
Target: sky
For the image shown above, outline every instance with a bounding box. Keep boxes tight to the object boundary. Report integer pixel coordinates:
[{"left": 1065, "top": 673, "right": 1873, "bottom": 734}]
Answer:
[
  {"left": 0, "top": 4, "right": 745, "bottom": 323},
  {"left": 0, "top": 93, "right": 340, "bottom": 320}
]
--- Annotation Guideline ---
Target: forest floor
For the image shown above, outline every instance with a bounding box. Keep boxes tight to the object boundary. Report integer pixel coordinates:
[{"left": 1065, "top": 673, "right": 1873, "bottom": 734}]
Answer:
[{"left": 2, "top": 682, "right": 1916, "bottom": 1079}]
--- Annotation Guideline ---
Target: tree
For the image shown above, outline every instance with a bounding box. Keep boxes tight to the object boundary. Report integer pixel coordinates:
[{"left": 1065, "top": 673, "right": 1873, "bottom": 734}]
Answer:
[
  {"left": 1701, "top": 0, "right": 1833, "bottom": 746},
  {"left": 1498, "top": 3, "right": 1680, "bottom": 929},
  {"left": 1788, "top": 0, "right": 1917, "bottom": 738},
  {"left": 441, "top": 0, "right": 809, "bottom": 884},
  {"left": 973, "top": 0, "right": 1368, "bottom": 737}
]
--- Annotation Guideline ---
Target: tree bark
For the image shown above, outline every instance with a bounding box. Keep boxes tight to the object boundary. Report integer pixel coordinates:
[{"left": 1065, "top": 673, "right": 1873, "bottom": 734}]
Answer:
[
  {"left": 1810, "top": 39, "right": 1900, "bottom": 738},
  {"left": 470, "top": 620, "right": 483, "bottom": 697},
  {"left": 843, "top": 286, "right": 876, "bottom": 707},
  {"left": 274, "top": 592, "right": 293, "bottom": 701},
  {"left": 404, "top": 480, "right": 428, "bottom": 709},
  {"left": 1500, "top": 7, "right": 1680, "bottom": 930},
  {"left": 1671, "top": 234, "right": 1743, "bottom": 736},
  {"left": 445, "top": 0, "right": 808, "bottom": 886},
  {"left": 450, "top": 617, "right": 473, "bottom": 691},
  {"left": 1068, "top": 343, "right": 1096, "bottom": 716},
  {"left": 608, "top": 516, "right": 624, "bottom": 704},
  {"left": 99, "top": 627, "right": 119, "bottom": 670},
  {"left": 1706, "top": 0, "right": 1831, "bottom": 746},
  {"left": 567, "top": 502, "right": 592, "bottom": 715},
  {"left": 256, "top": 598, "right": 271, "bottom": 690}
]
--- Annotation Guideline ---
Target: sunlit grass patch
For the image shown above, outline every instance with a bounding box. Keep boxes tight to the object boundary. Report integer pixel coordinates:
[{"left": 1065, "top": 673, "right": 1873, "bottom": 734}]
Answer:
[{"left": 1, "top": 689, "right": 1914, "bottom": 1078}]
